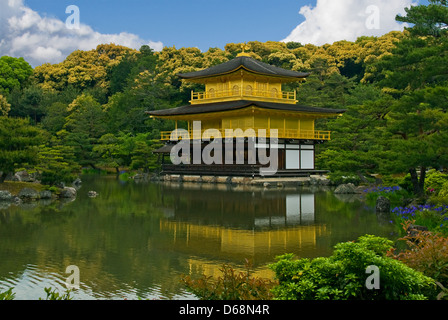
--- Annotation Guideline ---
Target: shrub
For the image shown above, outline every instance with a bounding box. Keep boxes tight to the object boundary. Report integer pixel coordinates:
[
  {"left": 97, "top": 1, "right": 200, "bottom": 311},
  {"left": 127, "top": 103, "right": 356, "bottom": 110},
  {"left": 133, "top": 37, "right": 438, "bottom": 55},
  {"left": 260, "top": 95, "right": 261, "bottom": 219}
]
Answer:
[
  {"left": 397, "top": 173, "right": 414, "bottom": 194},
  {"left": 424, "top": 169, "right": 448, "bottom": 196},
  {"left": 269, "top": 235, "right": 437, "bottom": 300},
  {"left": 431, "top": 181, "right": 448, "bottom": 205},
  {"left": 38, "top": 287, "right": 72, "bottom": 300},
  {"left": 0, "top": 288, "right": 15, "bottom": 300},
  {"left": 1, "top": 287, "right": 72, "bottom": 300},
  {"left": 388, "top": 220, "right": 448, "bottom": 298},
  {"left": 47, "top": 186, "right": 59, "bottom": 193},
  {"left": 119, "top": 172, "right": 131, "bottom": 181},
  {"left": 327, "top": 171, "right": 363, "bottom": 186},
  {"left": 181, "top": 260, "right": 277, "bottom": 300},
  {"left": 363, "top": 185, "right": 411, "bottom": 207},
  {"left": 392, "top": 205, "right": 448, "bottom": 235}
]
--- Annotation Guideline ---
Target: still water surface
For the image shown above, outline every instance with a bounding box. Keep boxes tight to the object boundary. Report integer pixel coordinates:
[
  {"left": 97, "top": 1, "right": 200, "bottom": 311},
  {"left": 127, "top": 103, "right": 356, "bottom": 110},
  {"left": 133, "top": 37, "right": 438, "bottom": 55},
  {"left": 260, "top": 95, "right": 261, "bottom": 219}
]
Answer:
[{"left": 0, "top": 175, "right": 397, "bottom": 300}]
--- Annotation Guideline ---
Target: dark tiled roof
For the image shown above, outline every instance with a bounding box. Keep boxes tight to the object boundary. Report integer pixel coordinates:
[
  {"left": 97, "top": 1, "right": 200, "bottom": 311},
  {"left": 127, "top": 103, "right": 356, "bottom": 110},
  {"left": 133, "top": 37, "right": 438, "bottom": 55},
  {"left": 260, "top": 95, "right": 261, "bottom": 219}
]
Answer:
[
  {"left": 178, "top": 56, "right": 310, "bottom": 80},
  {"left": 153, "top": 144, "right": 175, "bottom": 153},
  {"left": 147, "top": 100, "right": 345, "bottom": 117}
]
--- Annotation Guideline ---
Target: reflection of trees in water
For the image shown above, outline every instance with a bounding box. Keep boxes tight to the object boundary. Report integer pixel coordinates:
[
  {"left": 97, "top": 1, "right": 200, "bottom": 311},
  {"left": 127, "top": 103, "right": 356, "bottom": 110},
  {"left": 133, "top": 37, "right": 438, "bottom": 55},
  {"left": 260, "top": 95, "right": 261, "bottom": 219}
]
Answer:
[{"left": 0, "top": 176, "right": 396, "bottom": 299}]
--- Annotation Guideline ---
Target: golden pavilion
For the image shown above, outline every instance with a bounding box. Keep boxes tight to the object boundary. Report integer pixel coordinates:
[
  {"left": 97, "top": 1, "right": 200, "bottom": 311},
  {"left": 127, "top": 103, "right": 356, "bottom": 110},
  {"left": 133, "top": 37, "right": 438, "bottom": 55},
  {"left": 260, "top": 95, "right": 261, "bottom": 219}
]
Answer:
[{"left": 147, "top": 52, "right": 345, "bottom": 177}]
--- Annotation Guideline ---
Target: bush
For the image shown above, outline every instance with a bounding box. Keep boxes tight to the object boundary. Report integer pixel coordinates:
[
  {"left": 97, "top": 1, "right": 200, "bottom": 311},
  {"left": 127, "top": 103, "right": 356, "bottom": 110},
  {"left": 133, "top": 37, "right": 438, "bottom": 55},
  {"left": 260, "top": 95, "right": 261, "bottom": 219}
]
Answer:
[
  {"left": 431, "top": 181, "right": 448, "bottom": 205},
  {"left": 118, "top": 172, "right": 132, "bottom": 181},
  {"left": 1, "top": 287, "right": 72, "bottom": 300},
  {"left": 269, "top": 235, "right": 437, "bottom": 300},
  {"left": 0, "top": 288, "right": 15, "bottom": 300},
  {"left": 391, "top": 205, "right": 448, "bottom": 235},
  {"left": 424, "top": 170, "right": 448, "bottom": 196},
  {"left": 397, "top": 173, "right": 414, "bottom": 194},
  {"left": 181, "top": 260, "right": 277, "bottom": 300},
  {"left": 328, "top": 171, "right": 361, "bottom": 186},
  {"left": 363, "top": 185, "right": 411, "bottom": 207},
  {"left": 39, "top": 170, "right": 77, "bottom": 186},
  {"left": 38, "top": 287, "right": 72, "bottom": 300},
  {"left": 389, "top": 220, "right": 448, "bottom": 298}
]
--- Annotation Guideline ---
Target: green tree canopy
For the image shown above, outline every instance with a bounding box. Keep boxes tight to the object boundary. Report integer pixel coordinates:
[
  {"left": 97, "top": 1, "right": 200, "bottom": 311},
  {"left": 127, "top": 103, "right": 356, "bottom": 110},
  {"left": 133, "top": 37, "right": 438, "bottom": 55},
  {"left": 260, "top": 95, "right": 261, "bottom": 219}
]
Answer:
[
  {"left": 0, "top": 56, "right": 33, "bottom": 96},
  {"left": 0, "top": 117, "right": 45, "bottom": 182},
  {"left": 36, "top": 140, "right": 79, "bottom": 186},
  {"left": 0, "top": 95, "right": 11, "bottom": 117},
  {"left": 396, "top": 0, "right": 448, "bottom": 37},
  {"left": 63, "top": 94, "right": 107, "bottom": 167}
]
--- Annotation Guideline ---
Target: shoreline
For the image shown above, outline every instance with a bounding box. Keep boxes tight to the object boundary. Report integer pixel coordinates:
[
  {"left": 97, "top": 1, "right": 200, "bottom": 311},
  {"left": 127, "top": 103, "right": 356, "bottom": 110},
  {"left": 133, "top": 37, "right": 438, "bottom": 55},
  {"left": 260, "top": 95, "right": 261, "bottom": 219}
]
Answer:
[{"left": 0, "top": 180, "right": 79, "bottom": 209}]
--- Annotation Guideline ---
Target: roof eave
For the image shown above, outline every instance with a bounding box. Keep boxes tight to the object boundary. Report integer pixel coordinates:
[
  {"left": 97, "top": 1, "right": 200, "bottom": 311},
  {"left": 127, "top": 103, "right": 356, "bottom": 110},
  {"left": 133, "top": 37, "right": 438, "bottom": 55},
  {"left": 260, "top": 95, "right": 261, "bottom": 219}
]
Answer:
[
  {"left": 178, "top": 69, "right": 311, "bottom": 80},
  {"left": 146, "top": 101, "right": 346, "bottom": 118}
]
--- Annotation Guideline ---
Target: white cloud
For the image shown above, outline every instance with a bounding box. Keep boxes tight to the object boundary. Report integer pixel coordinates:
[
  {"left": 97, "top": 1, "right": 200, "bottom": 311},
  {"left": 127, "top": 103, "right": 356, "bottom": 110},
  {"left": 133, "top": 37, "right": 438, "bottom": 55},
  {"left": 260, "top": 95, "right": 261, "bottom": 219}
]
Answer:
[
  {"left": 0, "top": 0, "right": 163, "bottom": 67},
  {"left": 282, "top": 0, "right": 417, "bottom": 45}
]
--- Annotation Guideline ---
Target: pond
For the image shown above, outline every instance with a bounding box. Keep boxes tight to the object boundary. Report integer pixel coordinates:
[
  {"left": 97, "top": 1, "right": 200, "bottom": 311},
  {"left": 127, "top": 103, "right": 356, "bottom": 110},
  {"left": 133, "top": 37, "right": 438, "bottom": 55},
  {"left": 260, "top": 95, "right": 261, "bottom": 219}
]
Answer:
[{"left": 0, "top": 175, "right": 397, "bottom": 300}]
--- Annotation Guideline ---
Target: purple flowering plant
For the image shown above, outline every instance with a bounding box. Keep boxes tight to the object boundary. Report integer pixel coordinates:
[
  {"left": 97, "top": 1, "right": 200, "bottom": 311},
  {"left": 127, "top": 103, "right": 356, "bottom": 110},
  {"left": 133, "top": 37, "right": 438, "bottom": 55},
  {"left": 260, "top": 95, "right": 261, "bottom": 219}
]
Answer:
[
  {"left": 392, "top": 204, "right": 448, "bottom": 235},
  {"left": 362, "top": 185, "right": 448, "bottom": 234},
  {"left": 363, "top": 185, "right": 411, "bottom": 207}
]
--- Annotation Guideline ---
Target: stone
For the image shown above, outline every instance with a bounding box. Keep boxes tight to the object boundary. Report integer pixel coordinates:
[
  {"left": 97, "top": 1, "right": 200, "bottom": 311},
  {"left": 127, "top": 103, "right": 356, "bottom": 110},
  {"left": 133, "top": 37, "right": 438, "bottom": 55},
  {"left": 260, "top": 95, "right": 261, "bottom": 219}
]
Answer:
[
  {"left": 39, "top": 190, "right": 53, "bottom": 199},
  {"left": 4, "top": 172, "right": 14, "bottom": 181},
  {"left": 375, "top": 196, "right": 390, "bottom": 213},
  {"left": 88, "top": 191, "right": 98, "bottom": 198},
  {"left": 170, "top": 175, "right": 182, "bottom": 182},
  {"left": 0, "top": 190, "right": 13, "bottom": 202},
  {"left": 0, "top": 202, "right": 11, "bottom": 210},
  {"left": 354, "top": 186, "right": 367, "bottom": 194},
  {"left": 230, "top": 177, "right": 246, "bottom": 185},
  {"left": 14, "top": 170, "right": 36, "bottom": 182},
  {"left": 183, "top": 175, "right": 202, "bottom": 183},
  {"left": 201, "top": 176, "right": 217, "bottom": 184},
  {"left": 406, "top": 224, "right": 429, "bottom": 238},
  {"left": 18, "top": 188, "right": 40, "bottom": 201},
  {"left": 55, "top": 182, "right": 66, "bottom": 189},
  {"left": 216, "top": 176, "right": 229, "bottom": 184},
  {"left": 334, "top": 183, "right": 357, "bottom": 194},
  {"left": 133, "top": 173, "right": 150, "bottom": 180},
  {"left": 60, "top": 187, "right": 77, "bottom": 198}
]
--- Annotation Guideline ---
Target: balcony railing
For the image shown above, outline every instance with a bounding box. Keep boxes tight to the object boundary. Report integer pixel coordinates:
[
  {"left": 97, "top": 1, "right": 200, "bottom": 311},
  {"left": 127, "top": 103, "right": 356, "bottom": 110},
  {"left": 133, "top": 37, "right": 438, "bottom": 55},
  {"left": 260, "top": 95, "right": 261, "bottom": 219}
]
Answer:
[
  {"left": 190, "top": 89, "right": 297, "bottom": 104},
  {"left": 160, "top": 128, "right": 331, "bottom": 141}
]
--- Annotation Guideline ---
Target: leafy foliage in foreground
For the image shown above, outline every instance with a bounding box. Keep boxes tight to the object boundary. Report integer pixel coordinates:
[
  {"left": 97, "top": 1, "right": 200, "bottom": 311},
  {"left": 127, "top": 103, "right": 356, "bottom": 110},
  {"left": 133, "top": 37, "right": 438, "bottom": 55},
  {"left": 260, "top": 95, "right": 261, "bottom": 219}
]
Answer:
[
  {"left": 181, "top": 236, "right": 439, "bottom": 301},
  {"left": 269, "top": 235, "right": 437, "bottom": 300},
  {"left": 389, "top": 220, "right": 448, "bottom": 299},
  {"left": 0, "top": 287, "right": 72, "bottom": 300},
  {"left": 0, "top": 288, "right": 15, "bottom": 300},
  {"left": 38, "top": 287, "right": 73, "bottom": 300},
  {"left": 181, "top": 260, "right": 277, "bottom": 300}
]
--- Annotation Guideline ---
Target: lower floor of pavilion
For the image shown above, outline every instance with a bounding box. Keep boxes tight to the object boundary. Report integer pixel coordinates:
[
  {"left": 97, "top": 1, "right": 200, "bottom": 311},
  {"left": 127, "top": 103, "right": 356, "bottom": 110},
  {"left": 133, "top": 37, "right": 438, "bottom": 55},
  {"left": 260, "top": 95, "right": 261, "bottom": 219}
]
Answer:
[{"left": 154, "top": 138, "right": 327, "bottom": 177}]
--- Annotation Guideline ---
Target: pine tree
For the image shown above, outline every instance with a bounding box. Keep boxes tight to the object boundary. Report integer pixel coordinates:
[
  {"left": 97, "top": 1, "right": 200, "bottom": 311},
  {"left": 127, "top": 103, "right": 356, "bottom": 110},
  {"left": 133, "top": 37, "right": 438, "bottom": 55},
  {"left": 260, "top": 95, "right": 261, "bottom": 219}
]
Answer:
[{"left": 0, "top": 117, "right": 44, "bottom": 182}]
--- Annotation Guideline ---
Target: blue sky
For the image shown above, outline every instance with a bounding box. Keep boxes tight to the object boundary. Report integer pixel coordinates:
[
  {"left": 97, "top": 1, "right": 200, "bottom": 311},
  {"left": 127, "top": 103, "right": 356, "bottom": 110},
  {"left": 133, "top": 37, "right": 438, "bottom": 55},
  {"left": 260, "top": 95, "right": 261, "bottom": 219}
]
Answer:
[
  {"left": 0, "top": 0, "right": 426, "bottom": 66},
  {"left": 23, "top": 0, "right": 308, "bottom": 50}
]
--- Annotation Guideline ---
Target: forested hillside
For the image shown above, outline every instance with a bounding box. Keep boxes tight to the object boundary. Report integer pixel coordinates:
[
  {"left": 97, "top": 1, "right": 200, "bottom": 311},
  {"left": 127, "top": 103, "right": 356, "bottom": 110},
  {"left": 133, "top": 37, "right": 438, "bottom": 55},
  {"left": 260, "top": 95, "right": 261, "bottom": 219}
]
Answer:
[{"left": 0, "top": 0, "right": 447, "bottom": 196}]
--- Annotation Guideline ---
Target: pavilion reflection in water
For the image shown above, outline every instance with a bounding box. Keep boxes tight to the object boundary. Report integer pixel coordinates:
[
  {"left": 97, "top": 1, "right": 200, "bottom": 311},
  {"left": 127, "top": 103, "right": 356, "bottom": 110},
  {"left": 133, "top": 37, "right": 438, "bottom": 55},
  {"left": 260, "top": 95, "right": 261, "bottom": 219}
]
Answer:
[{"left": 157, "top": 183, "right": 330, "bottom": 278}]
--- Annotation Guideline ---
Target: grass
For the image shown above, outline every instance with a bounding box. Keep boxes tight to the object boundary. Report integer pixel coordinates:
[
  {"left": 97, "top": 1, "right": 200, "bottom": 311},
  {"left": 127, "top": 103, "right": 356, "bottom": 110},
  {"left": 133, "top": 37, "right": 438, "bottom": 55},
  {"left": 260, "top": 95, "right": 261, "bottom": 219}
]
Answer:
[{"left": 0, "top": 181, "right": 47, "bottom": 196}]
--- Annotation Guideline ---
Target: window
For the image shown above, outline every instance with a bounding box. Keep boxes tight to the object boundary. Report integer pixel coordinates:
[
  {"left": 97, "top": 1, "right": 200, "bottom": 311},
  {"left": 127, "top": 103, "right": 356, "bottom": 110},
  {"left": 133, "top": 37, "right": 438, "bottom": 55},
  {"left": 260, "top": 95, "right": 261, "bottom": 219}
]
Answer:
[
  {"left": 270, "top": 88, "right": 278, "bottom": 98},
  {"left": 232, "top": 85, "right": 240, "bottom": 96},
  {"left": 208, "top": 88, "right": 216, "bottom": 98},
  {"left": 300, "top": 150, "right": 314, "bottom": 169},
  {"left": 286, "top": 150, "right": 300, "bottom": 170},
  {"left": 218, "top": 81, "right": 227, "bottom": 95},
  {"left": 257, "top": 83, "right": 267, "bottom": 95},
  {"left": 245, "top": 85, "right": 253, "bottom": 96}
]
